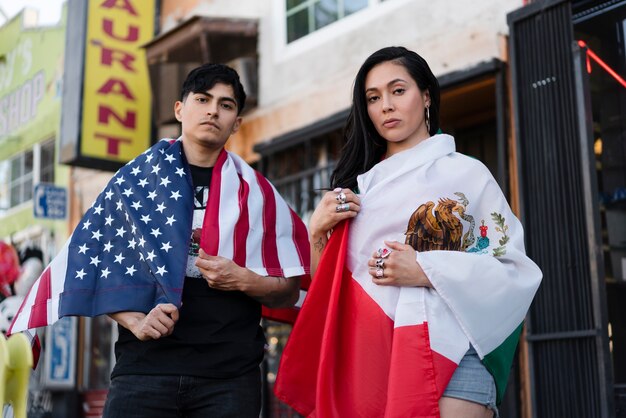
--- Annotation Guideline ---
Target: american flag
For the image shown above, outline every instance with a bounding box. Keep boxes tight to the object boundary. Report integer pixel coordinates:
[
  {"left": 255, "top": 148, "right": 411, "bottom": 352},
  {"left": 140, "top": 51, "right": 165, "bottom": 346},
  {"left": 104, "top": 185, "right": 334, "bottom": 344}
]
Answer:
[{"left": 8, "top": 139, "right": 310, "bottom": 363}]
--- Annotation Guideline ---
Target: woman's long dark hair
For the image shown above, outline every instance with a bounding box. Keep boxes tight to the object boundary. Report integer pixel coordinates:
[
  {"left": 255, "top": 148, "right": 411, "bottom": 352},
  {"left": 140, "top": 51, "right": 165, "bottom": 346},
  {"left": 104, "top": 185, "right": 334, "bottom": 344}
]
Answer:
[{"left": 331, "top": 46, "right": 440, "bottom": 190}]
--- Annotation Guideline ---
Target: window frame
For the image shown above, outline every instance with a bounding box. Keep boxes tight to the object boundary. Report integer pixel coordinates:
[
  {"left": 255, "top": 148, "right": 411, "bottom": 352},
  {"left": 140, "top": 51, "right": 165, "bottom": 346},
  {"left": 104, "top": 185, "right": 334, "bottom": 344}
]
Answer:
[
  {"left": 1, "top": 138, "right": 56, "bottom": 214},
  {"left": 9, "top": 149, "right": 35, "bottom": 209},
  {"left": 39, "top": 139, "right": 56, "bottom": 184},
  {"left": 285, "top": 0, "right": 370, "bottom": 43}
]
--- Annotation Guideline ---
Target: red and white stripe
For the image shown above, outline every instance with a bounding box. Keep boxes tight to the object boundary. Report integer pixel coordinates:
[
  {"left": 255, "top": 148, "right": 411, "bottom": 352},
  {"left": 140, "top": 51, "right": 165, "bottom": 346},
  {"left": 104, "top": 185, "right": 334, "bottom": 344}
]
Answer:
[
  {"left": 8, "top": 240, "right": 70, "bottom": 335},
  {"left": 201, "top": 150, "right": 309, "bottom": 279},
  {"left": 7, "top": 241, "right": 69, "bottom": 367},
  {"left": 203, "top": 150, "right": 310, "bottom": 323}
]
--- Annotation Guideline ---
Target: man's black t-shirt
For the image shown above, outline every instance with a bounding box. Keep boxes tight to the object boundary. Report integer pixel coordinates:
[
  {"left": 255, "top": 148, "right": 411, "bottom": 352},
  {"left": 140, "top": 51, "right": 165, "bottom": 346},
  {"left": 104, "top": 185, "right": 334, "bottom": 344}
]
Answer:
[{"left": 111, "top": 164, "right": 266, "bottom": 379}]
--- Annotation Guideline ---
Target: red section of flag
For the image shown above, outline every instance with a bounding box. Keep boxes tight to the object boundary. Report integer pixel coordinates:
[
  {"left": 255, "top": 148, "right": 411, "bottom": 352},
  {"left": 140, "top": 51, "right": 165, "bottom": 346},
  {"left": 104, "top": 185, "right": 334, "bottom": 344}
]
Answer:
[
  {"left": 277, "top": 221, "right": 398, "bottom": 416},
  {"left": 385, "top": 324, "right": 456, "bottom": 417},
  {"left": 32, "top": 334, "right": 41, "bottom": 369},
  {"left": 275, "top": 221, "right": 456, "bottom": 417},
  {"left": 202, "top": 148, "right": 228, "bottom": 256},
  {"left": 255, "top": 172, "right": 282, "bottom": 276},
  {"left": 29, "top": 267, "right": 51, "bottom": 329},
  {"left": 290, "top": 208, "right": 309, "bottom": 269},
  {"left": 275, "top": 221, "right": 353, "bottom": 415},
  {"left": 262, "top": 306, "right": 299, "bottom": 324},
  {"left": 233, "top": 173, "right": 250, "bottom": 267}
]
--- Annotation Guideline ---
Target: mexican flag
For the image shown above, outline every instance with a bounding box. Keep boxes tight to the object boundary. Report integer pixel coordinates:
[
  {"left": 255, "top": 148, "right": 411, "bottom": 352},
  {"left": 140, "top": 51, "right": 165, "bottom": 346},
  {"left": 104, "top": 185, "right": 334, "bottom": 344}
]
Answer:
[{"left": 275, "top": 135, "right": 542, "bottom": 417}]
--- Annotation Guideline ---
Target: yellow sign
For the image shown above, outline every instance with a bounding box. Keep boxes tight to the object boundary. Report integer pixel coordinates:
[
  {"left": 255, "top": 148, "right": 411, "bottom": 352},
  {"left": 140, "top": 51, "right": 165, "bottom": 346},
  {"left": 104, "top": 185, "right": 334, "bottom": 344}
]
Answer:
[{"left": 80, "top": 0, "right": 154, "bottom": 162}]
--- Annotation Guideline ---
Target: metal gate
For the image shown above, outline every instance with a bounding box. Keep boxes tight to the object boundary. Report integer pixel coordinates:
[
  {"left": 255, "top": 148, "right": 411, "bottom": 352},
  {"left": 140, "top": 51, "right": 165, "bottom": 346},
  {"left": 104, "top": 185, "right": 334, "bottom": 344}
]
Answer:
[{"left": 508, "top": 1, "right": 614, "bottom": 417}]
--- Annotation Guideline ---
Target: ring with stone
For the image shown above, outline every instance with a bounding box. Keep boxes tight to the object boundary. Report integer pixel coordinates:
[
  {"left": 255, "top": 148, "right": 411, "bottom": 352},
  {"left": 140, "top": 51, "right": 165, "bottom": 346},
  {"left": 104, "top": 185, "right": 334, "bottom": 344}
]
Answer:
[
  {"left": 375, "top": 267, "right": 384, "bottom": 278},
  {"left": 335, "top": 203, "right": 350, "bottom": 213},
  {"left": 336, "top": 191, "right": 347, "bottom": 204},
  {"left": 375, "top": 258, "right": 384, "bottom": 268},
  {"left": 376, "top": 248, "right": 392, "bottom": 259}
]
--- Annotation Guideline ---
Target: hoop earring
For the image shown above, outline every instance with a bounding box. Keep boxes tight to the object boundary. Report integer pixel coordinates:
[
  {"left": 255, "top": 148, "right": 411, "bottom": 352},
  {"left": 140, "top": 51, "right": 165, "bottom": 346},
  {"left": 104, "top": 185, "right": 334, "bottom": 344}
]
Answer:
[{"left": 425, "top": 106, "right": 431, "bottom": 134}]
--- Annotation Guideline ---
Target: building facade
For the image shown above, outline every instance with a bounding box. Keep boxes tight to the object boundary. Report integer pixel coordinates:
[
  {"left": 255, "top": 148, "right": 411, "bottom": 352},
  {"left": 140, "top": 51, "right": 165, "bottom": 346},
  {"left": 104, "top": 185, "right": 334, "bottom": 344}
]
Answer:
[
  {"left": 145, "top": 1, "right": 528, "bottom": 417},
  {"left": 0, "top": 8, "right": 68, "bottom": 249},
  {"left": 5, "top": 0, "right": 623, "bottom": 417},
  {"left": 144, "top": 1, "right": 626, "bottom": 417},
  {"left": 508, "top": 1, "right": 626, "bottom": 416},
  {"left": 0, "top": 5, "right": 72, "bottom": 417}
]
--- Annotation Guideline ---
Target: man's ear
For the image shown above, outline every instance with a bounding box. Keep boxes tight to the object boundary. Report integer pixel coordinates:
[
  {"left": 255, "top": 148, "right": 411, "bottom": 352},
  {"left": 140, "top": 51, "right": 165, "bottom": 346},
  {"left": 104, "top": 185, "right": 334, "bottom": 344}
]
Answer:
[
  {"left": 174, "top": 101, "right": 183, "bottom": 122},
  {"left": 231, "top": 116, "right": 243, "bottom": 135}
]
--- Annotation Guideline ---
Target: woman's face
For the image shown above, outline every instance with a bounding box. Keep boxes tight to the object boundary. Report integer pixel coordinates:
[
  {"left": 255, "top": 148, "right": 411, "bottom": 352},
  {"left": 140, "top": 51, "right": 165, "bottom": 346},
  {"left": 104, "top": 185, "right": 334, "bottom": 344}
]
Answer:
[{"left": 364, "top": 61, "right": 431, "bottom": 156}]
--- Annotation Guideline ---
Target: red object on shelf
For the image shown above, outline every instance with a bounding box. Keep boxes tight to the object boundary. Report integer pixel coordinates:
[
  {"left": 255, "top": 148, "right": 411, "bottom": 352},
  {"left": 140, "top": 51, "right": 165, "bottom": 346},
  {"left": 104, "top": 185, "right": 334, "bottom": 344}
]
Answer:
[
  {"left": 82, "top": 390, "right": 108, "bottom": 418},
  {"left": 0, "top": 242, "right": 20, "bottom": 297}
]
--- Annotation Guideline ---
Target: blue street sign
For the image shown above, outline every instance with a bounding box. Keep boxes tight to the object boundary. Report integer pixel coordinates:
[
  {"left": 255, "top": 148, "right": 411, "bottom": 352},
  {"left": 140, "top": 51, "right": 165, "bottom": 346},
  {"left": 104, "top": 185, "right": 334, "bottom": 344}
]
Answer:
[
  {"left": 34, "top": 183, "right": 67, "bottom": 219},
  {"left": 44, "top": 316, "right": 77, "bottom": 389}
]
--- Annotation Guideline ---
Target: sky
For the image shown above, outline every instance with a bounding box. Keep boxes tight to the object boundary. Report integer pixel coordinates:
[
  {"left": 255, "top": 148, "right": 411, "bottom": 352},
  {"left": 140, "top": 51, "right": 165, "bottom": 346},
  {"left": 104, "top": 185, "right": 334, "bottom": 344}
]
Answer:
[{"left": 0, "top": 0, "right": 65, "bottom": 26}]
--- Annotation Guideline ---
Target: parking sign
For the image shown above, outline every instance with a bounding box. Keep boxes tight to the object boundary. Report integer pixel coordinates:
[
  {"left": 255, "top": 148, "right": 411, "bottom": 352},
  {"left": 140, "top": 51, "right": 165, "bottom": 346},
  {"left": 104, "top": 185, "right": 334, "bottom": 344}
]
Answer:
[{"left": 33, "top": 183, "right": 67, "bottom": 219}]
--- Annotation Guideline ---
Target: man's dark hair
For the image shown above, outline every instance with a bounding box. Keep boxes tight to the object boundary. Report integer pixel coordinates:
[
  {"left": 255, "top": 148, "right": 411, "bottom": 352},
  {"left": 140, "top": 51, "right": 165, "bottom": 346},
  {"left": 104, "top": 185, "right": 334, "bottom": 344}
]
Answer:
[{"left": 180, "top": 63, "right": 247, "bottom": 115}]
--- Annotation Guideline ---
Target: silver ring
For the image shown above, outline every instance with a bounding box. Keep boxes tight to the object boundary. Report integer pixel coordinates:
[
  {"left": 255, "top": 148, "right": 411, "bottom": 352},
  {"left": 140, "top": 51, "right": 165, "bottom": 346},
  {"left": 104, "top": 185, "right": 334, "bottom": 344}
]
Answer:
[
  {"left": 375, "top": 258, "right": 384, "bottom": 268},
  {"left": 336, "top": 191, "right": 347, "bottom": 204},
  {"left": 375, "top": 267, "right": 384, "bottom": 278},
  {"left": 335, "top": 203, "right": 350, "bottom": 213}
]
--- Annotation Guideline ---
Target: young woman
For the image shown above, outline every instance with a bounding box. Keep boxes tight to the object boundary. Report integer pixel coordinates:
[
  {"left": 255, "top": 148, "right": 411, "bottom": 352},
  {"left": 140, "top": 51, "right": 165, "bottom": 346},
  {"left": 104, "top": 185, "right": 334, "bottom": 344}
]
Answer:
[{"left": 275, "top": 47, "right": 542, "bottom": 418}]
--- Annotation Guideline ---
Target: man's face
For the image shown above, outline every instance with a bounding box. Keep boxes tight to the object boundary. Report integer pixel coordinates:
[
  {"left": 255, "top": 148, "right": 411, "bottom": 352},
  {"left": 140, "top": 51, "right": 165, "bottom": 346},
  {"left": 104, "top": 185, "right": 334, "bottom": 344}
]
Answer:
[{"left": 174, "top": 82, "right": 242, "bottom": 151}]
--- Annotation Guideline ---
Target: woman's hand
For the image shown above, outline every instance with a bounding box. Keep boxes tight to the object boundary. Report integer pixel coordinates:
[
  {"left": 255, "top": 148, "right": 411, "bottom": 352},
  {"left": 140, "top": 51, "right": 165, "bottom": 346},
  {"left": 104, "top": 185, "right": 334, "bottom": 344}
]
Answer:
[
  {"left": 309, "top": 188, "right": 360, "bottom": 275},
  {"left": 367, "top": 241, "right": 432, "bottom": 288},
  {"left": 309, "top": 188, "right": 361, "bottom": 240}
]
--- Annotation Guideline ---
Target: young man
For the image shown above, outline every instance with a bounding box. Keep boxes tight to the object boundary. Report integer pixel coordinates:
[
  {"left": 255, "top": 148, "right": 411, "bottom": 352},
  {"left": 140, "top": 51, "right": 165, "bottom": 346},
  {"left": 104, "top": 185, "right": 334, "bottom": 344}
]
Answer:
[
  {"left": 6, "top": 63, "right": 308, "bottom": 416},
  {"left": 98, "top": 64, "right": 309, "bottom": 417}
]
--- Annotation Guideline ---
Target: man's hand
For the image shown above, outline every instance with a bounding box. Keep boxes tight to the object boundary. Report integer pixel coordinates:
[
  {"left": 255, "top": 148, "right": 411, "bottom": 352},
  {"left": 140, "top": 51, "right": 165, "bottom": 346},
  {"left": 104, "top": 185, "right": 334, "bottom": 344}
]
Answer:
[
  {"left": 195, "top": 249, "right": 247, "bottom": 291},
  {"left": 109, "top": 303, "right": 179, "bottom": 341},
  {"left": 195, "top": 248, "right": 302, "bottom": 308}
]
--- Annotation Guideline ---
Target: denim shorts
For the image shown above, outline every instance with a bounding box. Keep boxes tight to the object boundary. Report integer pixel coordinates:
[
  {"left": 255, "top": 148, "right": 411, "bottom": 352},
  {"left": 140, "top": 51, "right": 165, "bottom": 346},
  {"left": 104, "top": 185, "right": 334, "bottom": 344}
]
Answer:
[{"left": 442, "top": 346, "right": 499, "bottom": 417}]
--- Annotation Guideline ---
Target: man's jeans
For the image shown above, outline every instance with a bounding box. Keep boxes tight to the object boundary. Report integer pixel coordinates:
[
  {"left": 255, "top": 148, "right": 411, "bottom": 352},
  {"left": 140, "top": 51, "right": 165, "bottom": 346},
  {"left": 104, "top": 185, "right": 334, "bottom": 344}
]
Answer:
[{"left": 102, "top": 367, "right": 261, "bottom": 418}]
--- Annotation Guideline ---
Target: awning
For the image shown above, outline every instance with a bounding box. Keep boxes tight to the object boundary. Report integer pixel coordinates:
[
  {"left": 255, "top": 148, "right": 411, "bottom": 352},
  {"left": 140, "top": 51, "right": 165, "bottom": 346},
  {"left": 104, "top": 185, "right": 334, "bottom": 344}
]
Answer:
[
  {"left": 143, "top": 16, "right": 258, "bottom": 65},
  {"left": 144, "top": 16, "right": 259, "bottom": 123}
]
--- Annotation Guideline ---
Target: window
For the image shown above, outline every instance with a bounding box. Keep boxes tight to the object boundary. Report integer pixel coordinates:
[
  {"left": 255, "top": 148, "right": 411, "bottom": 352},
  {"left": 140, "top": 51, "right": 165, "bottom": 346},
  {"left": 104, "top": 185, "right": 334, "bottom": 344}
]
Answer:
[
  {"left": 258, "top": 128, "right": 344, "bottom": 221},
  {"left": 0, "top": 139, "right": 56, "bottom": 212},
  {"left": 10, "top": 150, "right": 34, "bottom": 208},
  {"left": 40, "top": 140, "right": 56, "bottom": 184},
  {"left": 255, "top": 111, "right": 349, "bottom": 228},
  {"left": 286, "top": 0, "right": 369, "bottom": 43}
]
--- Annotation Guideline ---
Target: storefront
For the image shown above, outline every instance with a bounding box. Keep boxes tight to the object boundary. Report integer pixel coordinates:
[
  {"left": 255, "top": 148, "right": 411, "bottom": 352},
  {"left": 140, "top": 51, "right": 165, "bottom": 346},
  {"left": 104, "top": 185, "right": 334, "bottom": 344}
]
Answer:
[
  {"left": 0, "top": 6, "right": 72, "bottom": 417},
  {"left": 574, "top": 1, "right": 626, "bottom": 413},
  {"left": 22, "top": 0, "right": 624, "bottom": 416},
  {"left": 57, "top": 0, "right": 157, "bottom": 415},
  {"left": 508, "top": 1, "right": 626, "bottom": 416}
]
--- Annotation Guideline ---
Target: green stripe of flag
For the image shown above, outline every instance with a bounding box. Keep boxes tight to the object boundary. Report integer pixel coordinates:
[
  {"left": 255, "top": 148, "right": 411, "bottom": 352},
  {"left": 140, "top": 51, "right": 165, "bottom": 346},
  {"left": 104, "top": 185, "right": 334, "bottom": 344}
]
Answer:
[{"left": 482, "top": 322, "right": 524, "bottom": 405}]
